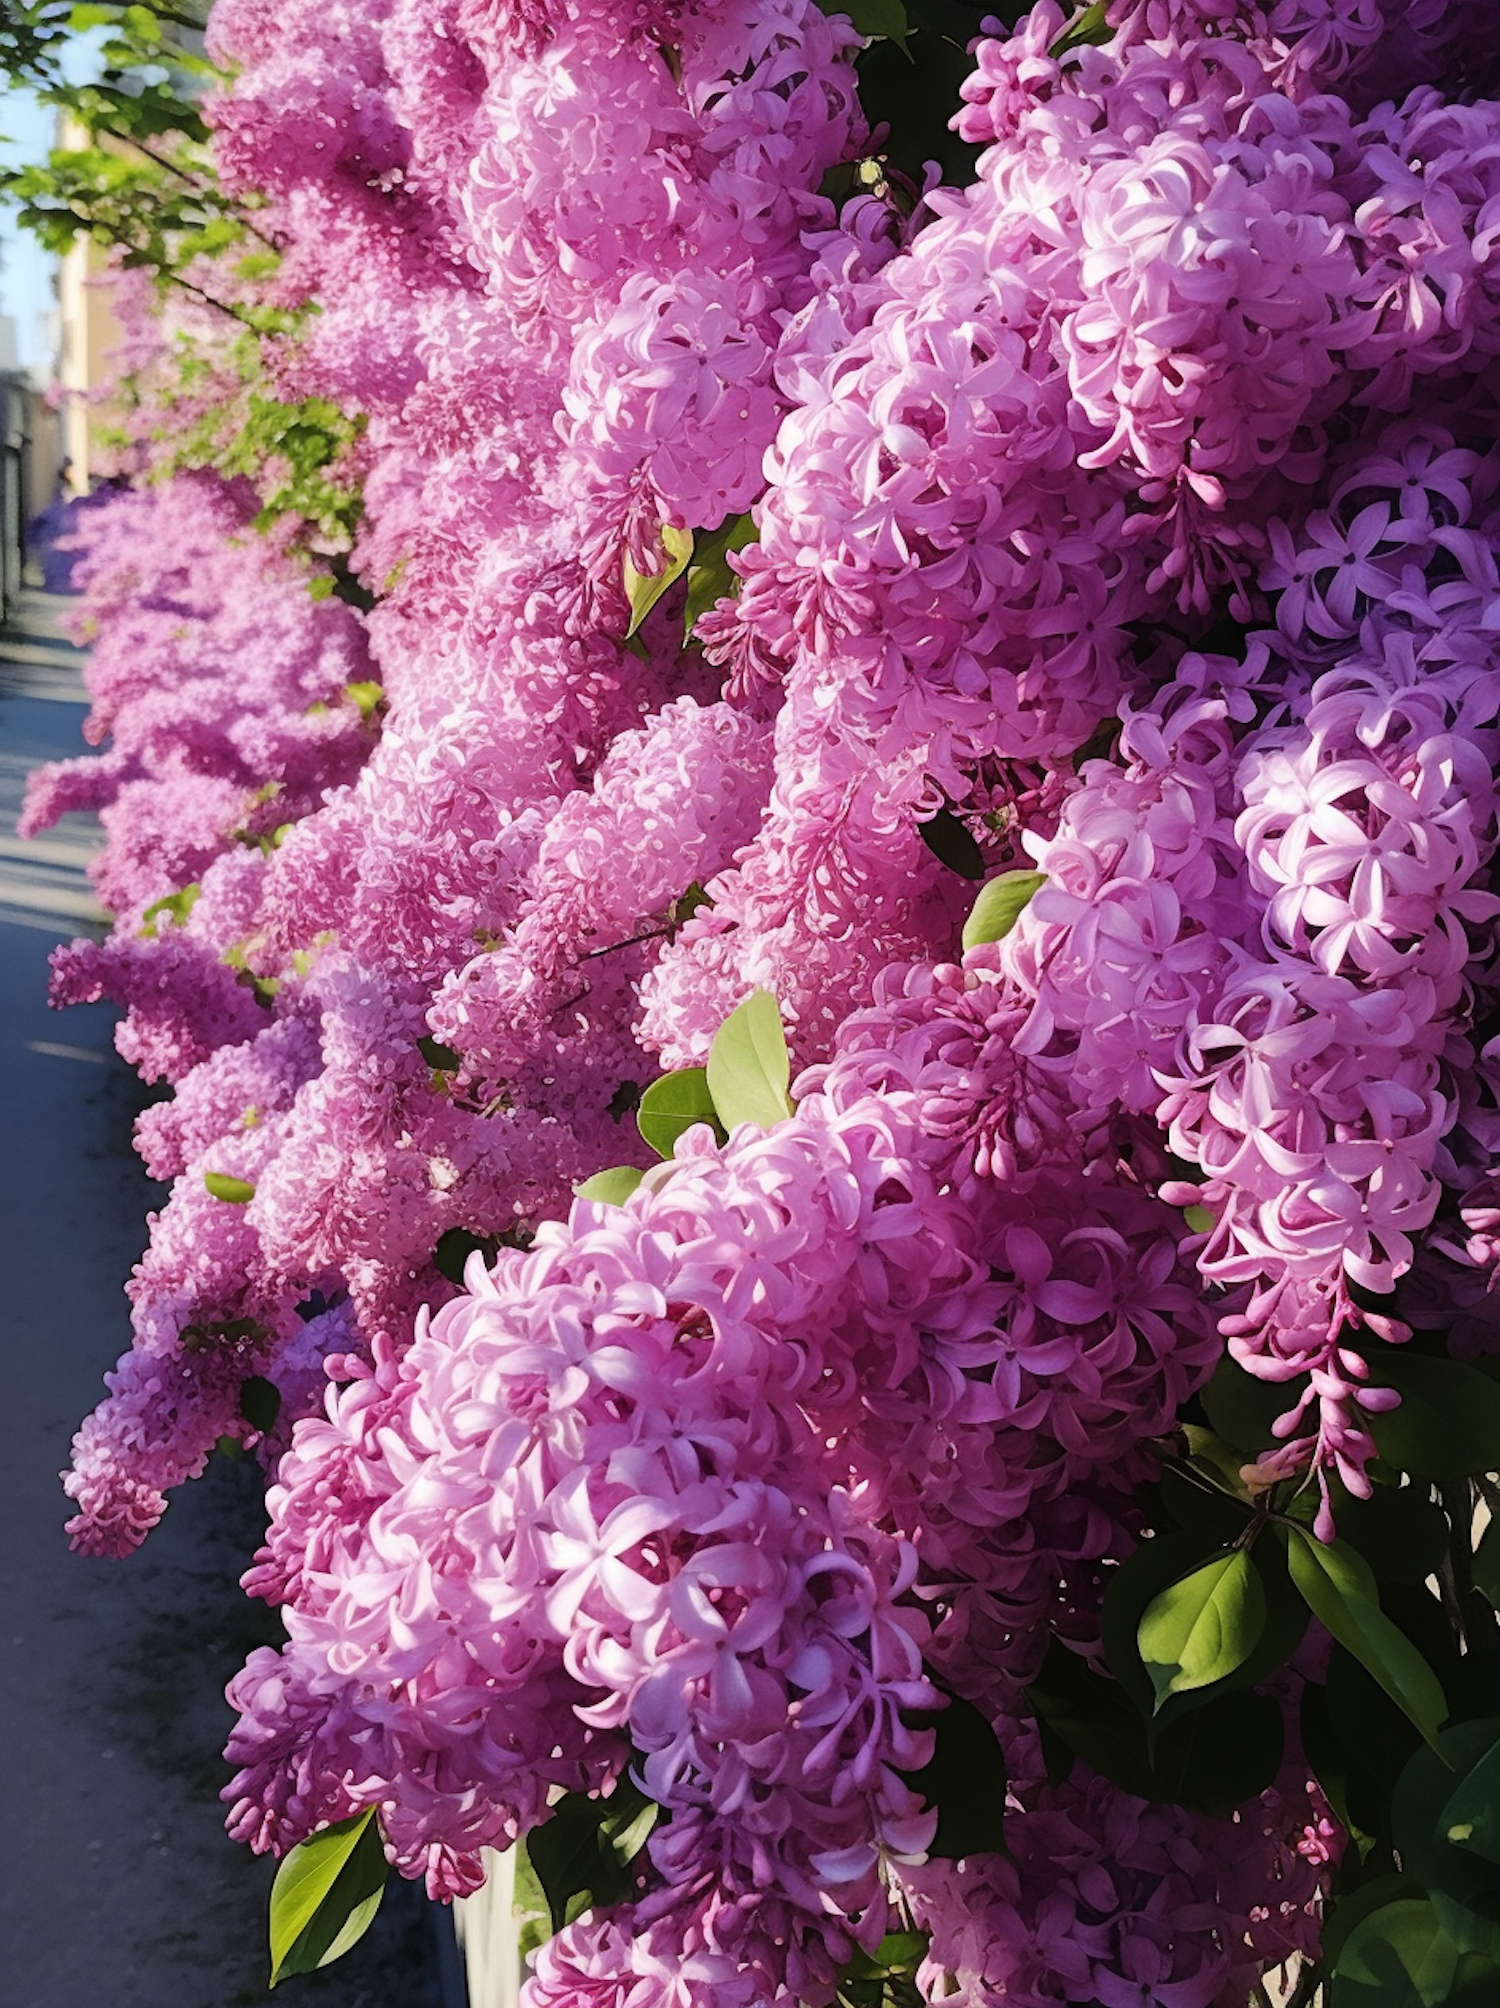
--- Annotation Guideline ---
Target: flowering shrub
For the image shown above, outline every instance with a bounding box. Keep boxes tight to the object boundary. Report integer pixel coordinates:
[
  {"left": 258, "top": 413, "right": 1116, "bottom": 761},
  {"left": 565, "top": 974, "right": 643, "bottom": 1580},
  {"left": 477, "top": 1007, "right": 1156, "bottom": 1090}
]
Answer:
[{"left": 20, "top": 2, "right": 1500, "bottom": 2004}]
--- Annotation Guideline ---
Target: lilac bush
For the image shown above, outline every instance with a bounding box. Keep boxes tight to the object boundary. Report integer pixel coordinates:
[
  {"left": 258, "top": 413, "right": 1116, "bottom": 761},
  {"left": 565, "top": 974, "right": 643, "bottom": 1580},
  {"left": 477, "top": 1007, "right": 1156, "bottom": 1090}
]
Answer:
[{"left": 24, "top": 3, "right": 1500, "bottom": 2003}]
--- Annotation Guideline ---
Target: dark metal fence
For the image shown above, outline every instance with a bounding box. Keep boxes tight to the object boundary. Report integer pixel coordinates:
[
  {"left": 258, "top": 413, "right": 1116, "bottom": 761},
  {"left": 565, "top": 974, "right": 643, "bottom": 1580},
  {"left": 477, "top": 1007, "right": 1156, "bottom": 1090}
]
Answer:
[{"left": 1, "top": 371, "right": 34, "bottom": 627}]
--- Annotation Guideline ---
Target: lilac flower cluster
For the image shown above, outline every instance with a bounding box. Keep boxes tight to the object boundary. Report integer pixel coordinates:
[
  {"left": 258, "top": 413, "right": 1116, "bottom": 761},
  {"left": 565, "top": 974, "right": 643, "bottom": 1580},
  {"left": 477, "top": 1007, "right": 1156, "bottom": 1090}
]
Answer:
[{"left": 33, "top": 2, "right": 1500, "bottom": 2003}]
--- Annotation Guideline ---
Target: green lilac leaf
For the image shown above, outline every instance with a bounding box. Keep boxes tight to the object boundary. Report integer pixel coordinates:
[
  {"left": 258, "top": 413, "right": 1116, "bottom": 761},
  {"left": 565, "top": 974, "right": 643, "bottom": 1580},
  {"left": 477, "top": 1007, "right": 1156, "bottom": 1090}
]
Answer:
[
  {"left": 432, "top": 1227, "right": 503, "bottom": 1285},
  {"left": 525, "top": 1778, "right": 657, "bottom": 1933},
  {"left": 239, "top": 1375, "right": 281, "bottom": 1434},
  {"left": 1393, "top": 1721, "right": 1500, "bottom": 1951},
  {"left": 919, "top": 809, "right": 986, "bottom": 880},
  {"left": 1199, "top": 1354, "right": 1290, "bottom": 1458},
  {"left": 268, "top": 1809, "right": 388, "bottom": 1985},
  {"left": 834, "top": 0, "right": 911, "bottom": 48},
  {"left": 1328, "top": 1896, "right": 1500, "bottom": 2008},
  {"left": 637, "top": 1067, "right": 722, "bottom": 1158},
  {"left": 575, "top": 1166, "right": 645, "bottom": 1206},
  {"left": 1138, "top": 1549, "right": 1267, "bottom": 1712},
  {"left": 139, "top": 882, "right": 200, "bottom": 938},
  {"left": 899, "top": 1688, "right": 1008, "bottom": 1860},
  {"left": 1337, "top": 1486, "right": 1450, "bottom": 1586},
  {"left": 204, "top": 1171, "right": 256, "bottom": 1204},
  {"left": 512, "top": 1841, "right": 552, "bottom": 1959},
  {"left": 706, "top": 990, "right": 794, "bottom": 1132},
  {"left": 1441, "top": 1734, "right": 1500, "bottom": 1866},
  {"left": 1286, "top": 1529, "right": 1448, "bottom": 1753},
  {"left": 1366, "top": 1354, "right": 1500, "bottom": 1481},
  {"left": 683, "top": 512, "right": 757, "bottom": 641},
  {"left": 624, "top": 523, "right": 694, "bottom": 638},
  {"left": 961, "top": 871, "right": 1046, "bottom": 951}
]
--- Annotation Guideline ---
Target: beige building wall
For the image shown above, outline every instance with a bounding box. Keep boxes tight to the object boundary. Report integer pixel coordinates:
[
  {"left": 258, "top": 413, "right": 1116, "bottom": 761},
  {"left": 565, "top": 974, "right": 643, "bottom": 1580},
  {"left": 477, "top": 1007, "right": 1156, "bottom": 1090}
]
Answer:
[{"left": 54, "top": 117, "right": 124, "bottom": 492}]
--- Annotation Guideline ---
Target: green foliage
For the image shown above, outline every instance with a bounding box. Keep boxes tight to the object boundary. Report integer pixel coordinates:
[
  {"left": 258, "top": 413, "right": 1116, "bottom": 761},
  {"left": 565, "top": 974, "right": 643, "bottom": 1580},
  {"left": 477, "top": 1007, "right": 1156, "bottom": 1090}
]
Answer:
[
  {"left": 575, "top": 1166, "right": 646, "bottom": 1206},
  {"left": 157, "top": 348, "right": 367, "bottom": 546},
  {"left": 1, "top": 4, "right": 369, "bottom": 557},
  {"left": 623, "top": 523, "right": 694, "bottom": 637},
  {"left": 1050, "top": 2, "right": 1112, "bottom": 57},
  {"left": 433, "top": 1227, "right": 504, "bottom": 1285},
  {"left": 683, "top": 512, "right": 757, "bottom": 641},
  {"left": 919, "top": 808, "right": 986, "bottom": 880},
  {"left": 636, "top": 1066, "right": 722, "bottom": 1158},
  {"left": 267, "top": 1808, "right": 388, "bottom": 1986},
  {"left": 1137, "top": 1549, "right": 1266, "bottom": 1712},
  {"left": 705, "top": 988, "right": 794, "bottom": 1131},
  {"left": 522, "top": 1777, "right": 659, "bottom": 1936},
  {"left": 1286, "top": 1529, "right": 1449, "bottom": 1753},
  {"left": 1329, "top": 1896, "right": 1500, "bottom": 2008},
  {"left": 843, "top": 0, "right": 992, "bottom": 191},
  {"left": 1337, "top": 1486, "right": 1451, "bottom": 1587},
  {"left": 1392, "top": 1722, "right": 1500, "bottom": 1949},
  {"left": 1198, "top": 1352, "right": 1289, "bottom": 1456},
  {"left": 1026, "top": 1634, "right": 1284, "bottom": 1815},
  {"left": 899, "top": 1689, "right": 1009, "bottom": 1859},
  {"left": 138, "top": 880, "right": 200, "bottom": 937},
  {"left": 836, "top": 1930, "right": 930, "bottom": 2008},
  {"left": 1365, "top": 1354, "right": 1500, "bottom": 1481},
  {"left": 238, "top": 1374, "right": 281, "bottom": 1434},
  {"left": 961, "top": 869, "right": 1046, "bottom": 950},
  {"left": 203, "top": 1171, "right": 255, "bottom": 1204}
]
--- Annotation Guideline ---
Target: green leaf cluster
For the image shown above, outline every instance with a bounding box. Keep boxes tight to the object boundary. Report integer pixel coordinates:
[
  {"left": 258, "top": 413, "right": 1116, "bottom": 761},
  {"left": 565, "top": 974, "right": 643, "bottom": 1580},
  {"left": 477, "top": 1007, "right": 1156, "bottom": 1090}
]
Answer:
[
  {"left": 516, "top": 1776, "right": 659, "bottom": 1942},
  {"left": 267, "top": 1808, "right": 388, "bottom": 1985},
  {"left": 579, "top": 990, "right": 794, "bottom": 1202}
]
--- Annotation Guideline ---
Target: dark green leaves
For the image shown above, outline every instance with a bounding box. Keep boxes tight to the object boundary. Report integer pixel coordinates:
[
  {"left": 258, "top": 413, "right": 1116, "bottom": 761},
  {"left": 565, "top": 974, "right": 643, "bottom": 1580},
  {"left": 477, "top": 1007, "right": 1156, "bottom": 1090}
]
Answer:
[
  {"left": 1329, "top": 1896, "right": 1500, "bottom": 2008},
  {"left": 623, "top": 524, "right": 694, "bottom": 638},
  {"left": 1199, "top": 1353, "right": 1289, "bottom": 1458},
  {"left": 268, "top": 1809, "right": 388, "bottom": 1986},
  {"left": 1338, "top": 1486, "right": 1451, "bottom": 1586},
  {"left": 1137, "top": 1549, "right": 1266, "bottom": 1712},
  {"left": 900, "top": 1690, "right": 1008, "bottom": 1860},
  {"left": 831, "top": 0, "right": 912, "bottom": 45},
  {"left": 1366, "top": 1355, "right": 1500, "bottom": 1482},
  {"left": 636, "top": 1068, "right": 721, "bottom": 1157},
  {"left": 706, "top": 988, "right": 794, "bottom": 1131},
  {"left": 961, "top": 870, "right": 1046, "bottom": 951},
  {"left": 919, "top": 809, "right": 985, "bottom": 881},
  {"left": 239, "top": 1375, "right": 281, "bottom": 1434},
  {"left": 432, "top": 1227, "right": 503, "bottom": 1285},
  {"left": 850, "top": 0, "right": 987, "bottom": 189},
  {"left": 204, "top": 1171, "right": 255, "bottom": 1204},
  {"left": 1287, "top": 1529, "right": 1449, "bottom": 1753},
  {"left": 683, "top": 513, "right": 757, "bottom": 641},
  {"left": 522, "top": 1779, "right": 658, "bottom": 1934},
  {"left": 575, "top": 1166, "right": 645, "bottom": 1206},
  {"left": 1050, "top": 1, "right": 1111, "bottom": 57},
  {"left": 1441, "top": 1735, "right": 1500, "bottom": 1867},
  {"left": 1026, "top": 1637, "right": 1283, "bottom": 1816},
  {"left": 1394, "top": 1722, "right": 1500, "bottom": 1942},
  {"left": 836, "top": 1929, "right": 930, "bottom": 2008}
]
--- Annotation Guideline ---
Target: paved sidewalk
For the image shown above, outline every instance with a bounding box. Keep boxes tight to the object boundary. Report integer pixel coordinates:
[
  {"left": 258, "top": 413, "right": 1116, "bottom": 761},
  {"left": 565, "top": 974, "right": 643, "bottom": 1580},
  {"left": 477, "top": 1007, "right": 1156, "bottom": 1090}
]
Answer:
[{"left": 0, "top": 587, "right": 449, "bottom": 2007}]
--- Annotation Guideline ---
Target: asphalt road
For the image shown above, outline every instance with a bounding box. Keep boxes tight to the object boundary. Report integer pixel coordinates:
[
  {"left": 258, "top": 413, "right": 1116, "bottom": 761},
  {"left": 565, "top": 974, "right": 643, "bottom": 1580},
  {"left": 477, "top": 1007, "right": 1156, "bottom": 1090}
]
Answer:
[{"left": 0, "top": 586, "right": 451, "bottom": 2008}]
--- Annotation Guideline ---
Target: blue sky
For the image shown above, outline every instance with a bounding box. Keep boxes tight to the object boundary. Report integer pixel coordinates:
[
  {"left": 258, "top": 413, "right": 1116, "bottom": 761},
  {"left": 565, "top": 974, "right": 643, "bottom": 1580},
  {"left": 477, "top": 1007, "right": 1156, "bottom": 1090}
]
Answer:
[{"left": 0, "top": 87, "right": 58, "bottom": 373}]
